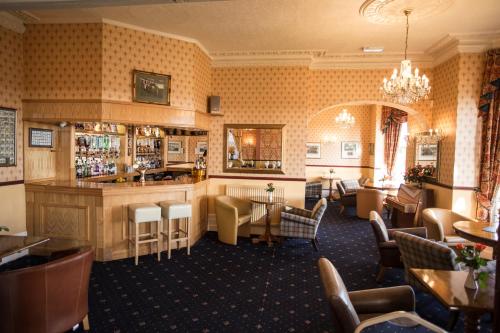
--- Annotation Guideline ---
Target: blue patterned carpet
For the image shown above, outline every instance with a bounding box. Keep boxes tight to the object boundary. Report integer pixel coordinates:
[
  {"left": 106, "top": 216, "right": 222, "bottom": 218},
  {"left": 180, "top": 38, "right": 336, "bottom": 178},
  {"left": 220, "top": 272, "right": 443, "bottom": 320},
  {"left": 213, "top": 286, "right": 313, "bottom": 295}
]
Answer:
[{"left": 86, "top": 201, "right": 492, "bottom": 332}]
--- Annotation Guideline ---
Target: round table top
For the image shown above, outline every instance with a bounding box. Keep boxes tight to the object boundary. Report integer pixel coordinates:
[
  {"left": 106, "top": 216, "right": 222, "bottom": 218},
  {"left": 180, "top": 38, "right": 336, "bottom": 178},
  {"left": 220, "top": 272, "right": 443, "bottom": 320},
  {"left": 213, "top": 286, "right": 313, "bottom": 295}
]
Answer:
[
  {"left": 453, "top": 221, "right": 498, "bottom": 247},
  {"left": 364, "top": 181, "right": 399, "bottom": 191},
  {"left": 250, "top": 196, "right": 285, "bottom": 205},
  {"left": 321, "top": 175, "right": 341, "bottom": 180}
]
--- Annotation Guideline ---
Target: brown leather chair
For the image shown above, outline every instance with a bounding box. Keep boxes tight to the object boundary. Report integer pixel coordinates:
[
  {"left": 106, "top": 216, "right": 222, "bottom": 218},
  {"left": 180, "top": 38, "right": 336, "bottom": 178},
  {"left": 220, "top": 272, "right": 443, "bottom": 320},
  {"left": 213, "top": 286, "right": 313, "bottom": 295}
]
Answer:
[
  {"left": 422, "top": 208, "right": 475, "bottom": 244},
  {"left": 336, "top": 182, "right": 357, "bottom": 215},
  {"left": 318, "top": 257, "right": 445, "bottom": 333},
  {"left": 356, "top": 188, "right": 385, "bottom": 219},
  {"left": 0, "top": 247, "right": 93, "bottom": 333},
  {"left": 369, "top": 211, "right": 427, "bottom": 282}
]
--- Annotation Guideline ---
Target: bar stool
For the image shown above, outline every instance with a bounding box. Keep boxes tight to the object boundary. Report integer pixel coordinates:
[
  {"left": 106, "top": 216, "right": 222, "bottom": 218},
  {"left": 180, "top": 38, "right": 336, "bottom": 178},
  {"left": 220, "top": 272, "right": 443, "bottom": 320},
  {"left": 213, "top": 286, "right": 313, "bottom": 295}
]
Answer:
[
  {"left": 159, "top": 201, "right": 192, "bottom": 259},
  {"left": 128, "top": 203, "right": 162, "bottom": 266}
]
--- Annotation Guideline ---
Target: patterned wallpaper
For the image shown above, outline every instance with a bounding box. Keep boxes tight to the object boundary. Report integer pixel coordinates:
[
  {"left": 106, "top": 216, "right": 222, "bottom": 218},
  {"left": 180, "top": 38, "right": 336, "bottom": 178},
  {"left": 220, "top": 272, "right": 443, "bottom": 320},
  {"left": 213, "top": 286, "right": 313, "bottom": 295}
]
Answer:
[
  {"left": 306, "top": 105, "right": 374, "bottom": 167},
  {"left": 23, "top": 24, "right": 102, "bottom": 99},
  {"left": 210, "top": 67, "right": 309, "bottom": 178},
  {"left": 0, "top": 27, "right": 24, "bottom": 182},
  {"left": 193, "top": 47, "right": 212, "bottom": 113}
]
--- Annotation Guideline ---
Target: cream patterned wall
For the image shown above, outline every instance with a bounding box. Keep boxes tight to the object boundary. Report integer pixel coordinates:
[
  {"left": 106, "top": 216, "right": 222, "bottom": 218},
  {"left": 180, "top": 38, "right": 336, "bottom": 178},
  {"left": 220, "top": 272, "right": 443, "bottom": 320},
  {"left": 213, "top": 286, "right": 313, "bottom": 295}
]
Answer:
[
  {"left": 0, "top": 27, "right": 24, "bottom": 183},
  {"left": 193, "top": 47, "right": 212, "bottom": 113},
  {"left": 453, "top": 53, "right": 485, "bottom": 187},
  {"left": 210, "top": 67, "right": 309, "bottom": 178},
  {"left": 23, "top": 24, "right": 102, "bottom": 100},
  {"left": 306, "top": 105, "right": 374, "bottom": 167}
]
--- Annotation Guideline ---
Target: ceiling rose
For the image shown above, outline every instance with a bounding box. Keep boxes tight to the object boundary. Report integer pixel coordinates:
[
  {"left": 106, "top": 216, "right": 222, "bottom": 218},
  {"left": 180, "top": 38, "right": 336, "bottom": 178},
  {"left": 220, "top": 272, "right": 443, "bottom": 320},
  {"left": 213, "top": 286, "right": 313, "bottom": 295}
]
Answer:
[{"left": 359, "top": 0, "right": 455, "bottom": 24}]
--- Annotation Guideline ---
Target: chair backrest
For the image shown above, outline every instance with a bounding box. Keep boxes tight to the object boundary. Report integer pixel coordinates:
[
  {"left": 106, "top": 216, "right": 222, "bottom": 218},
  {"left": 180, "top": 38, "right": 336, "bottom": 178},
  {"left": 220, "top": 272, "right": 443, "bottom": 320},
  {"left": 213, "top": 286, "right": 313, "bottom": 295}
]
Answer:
[
  {"left": 369, "top": 211, "right": 389, "bottom": 243},
  {"left": 226, "top": 184, "right": 284, "bottom": 223},
  {"left": 422, "top": 208, "right": 474, "bottom": 241},
  {"left": 0, "top": 247, "right": 93, "bottom": 333},
  {"left": 318, "top": 257, "right": 360, "bottom": 333},
  {"left": 393, "top": 231, "right": 458, "bottom": 288},
  {"left": 311, "top": 198, "right": 328, "bottom": 221},
  {"left": 397, "top": 184, "right": 422, "bottom": 204},
  {"left": 357, "top": 189, "right": 385, "bottom": 219},
  {"left": 340, "top": 179, "right": 361, "bottom": 193}
]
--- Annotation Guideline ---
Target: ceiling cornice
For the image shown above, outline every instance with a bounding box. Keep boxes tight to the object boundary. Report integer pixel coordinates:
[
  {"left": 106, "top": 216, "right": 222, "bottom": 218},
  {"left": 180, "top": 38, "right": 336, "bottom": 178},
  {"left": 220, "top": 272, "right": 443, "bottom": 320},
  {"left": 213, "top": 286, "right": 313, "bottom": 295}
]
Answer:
[{"left": 427, "top": 31, "right": 500, "bottom": 66}]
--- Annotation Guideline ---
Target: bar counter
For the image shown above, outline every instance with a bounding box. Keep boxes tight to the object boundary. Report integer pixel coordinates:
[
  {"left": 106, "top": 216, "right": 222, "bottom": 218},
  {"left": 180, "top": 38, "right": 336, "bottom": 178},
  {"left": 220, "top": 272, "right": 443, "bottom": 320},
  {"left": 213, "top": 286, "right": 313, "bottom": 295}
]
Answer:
[{"left": 25, "top": 177, "right": 208, "bottom": 261}]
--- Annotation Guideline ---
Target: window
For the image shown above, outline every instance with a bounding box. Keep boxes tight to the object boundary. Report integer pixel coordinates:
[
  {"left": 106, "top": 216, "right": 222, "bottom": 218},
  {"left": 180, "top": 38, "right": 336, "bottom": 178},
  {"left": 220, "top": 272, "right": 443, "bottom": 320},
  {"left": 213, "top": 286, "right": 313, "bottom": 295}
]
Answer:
[{"left": 390, "top": 122, "right": 408, "bottom": 184}]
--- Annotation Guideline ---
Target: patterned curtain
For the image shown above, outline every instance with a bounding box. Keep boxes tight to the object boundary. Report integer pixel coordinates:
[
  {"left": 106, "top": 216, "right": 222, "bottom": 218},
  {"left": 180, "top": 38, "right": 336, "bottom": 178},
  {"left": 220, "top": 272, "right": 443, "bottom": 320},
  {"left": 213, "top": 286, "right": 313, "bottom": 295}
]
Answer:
[
  {"left": 477, "top": 49, "right": 500, "bottom": 221},
  {"left": 381, "top": 106, "right": 408, "bottom": 176}
]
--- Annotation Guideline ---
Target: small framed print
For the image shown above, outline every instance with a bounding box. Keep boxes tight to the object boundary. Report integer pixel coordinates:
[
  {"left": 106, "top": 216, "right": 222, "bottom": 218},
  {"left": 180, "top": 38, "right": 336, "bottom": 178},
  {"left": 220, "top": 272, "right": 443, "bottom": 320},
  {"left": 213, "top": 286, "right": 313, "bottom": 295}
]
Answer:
[
  {"left": 29, "top": 128, "right": 53, "bottom": 148},
  {"left": 133, "top": 70, "right": 171, "bottom": 105},
  {"left": 368, "top": 143, "right": 375, "bottom": 155},
  {"left": 196, "top": 141, "right": 208, "bottom": 155},
  {"left": 168, "top": 141, "right": 182, "bottom": 154},
  {"left": 341, "top": 141, "right": 361, "bottom": 159},
  {"left": 306, "top": 143, "right": 321, "bottom": 159},
  {"left": 416, "top": 143, "right": 438, "bottom": 161},
  {"left": 0, "top": 107, "right": 17, "bottom": 167}
]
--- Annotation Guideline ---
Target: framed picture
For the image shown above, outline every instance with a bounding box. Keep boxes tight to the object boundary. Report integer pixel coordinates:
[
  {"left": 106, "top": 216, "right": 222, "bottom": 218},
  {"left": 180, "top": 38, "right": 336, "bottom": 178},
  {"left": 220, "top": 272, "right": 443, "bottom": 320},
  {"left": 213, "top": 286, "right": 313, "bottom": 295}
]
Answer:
[
  {"left": 368, "top": 143, "right": 375, "bottom": 155},
  {"left": 133, "top": 70, "right": 171, "bottom": 105},
  {"left": 168, "top": 141, "right": 182, "bottom": 154},
  {"left": 306, "top": 142, "right": 321, "bottom": 159},
  {"left": 341, "top": 141, "right": 361, "bottom": 159},
  {"left": 29, "top": 128, "right": 53, "bottom": 148},
  {"left": 416, "top": 143, "right": 438, "bottom": 161},
  {"left": 196, "top": 141, "right": 208, "bottom": 155},
  {"left": 0, "top": 107, "right": 16, "bottom": 167}
]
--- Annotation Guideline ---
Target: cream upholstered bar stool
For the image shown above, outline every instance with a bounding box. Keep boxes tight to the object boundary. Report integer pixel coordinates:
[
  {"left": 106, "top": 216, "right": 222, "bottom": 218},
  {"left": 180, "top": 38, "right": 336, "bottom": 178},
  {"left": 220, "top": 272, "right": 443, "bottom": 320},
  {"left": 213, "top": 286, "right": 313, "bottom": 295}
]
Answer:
[
  {"left": 159, "top": 201, "right": 192, "bottom": 259},
  {"left": 128, "top": 203, "right": 163, "bottom": 266}
]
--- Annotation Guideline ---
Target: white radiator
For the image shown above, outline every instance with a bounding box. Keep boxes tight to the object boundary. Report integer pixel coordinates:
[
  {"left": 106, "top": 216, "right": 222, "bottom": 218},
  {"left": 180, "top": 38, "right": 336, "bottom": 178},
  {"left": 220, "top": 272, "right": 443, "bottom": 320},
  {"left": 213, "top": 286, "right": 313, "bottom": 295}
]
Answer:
[{"left": 226, "top": 184, "right": 285, "bottom": 224}]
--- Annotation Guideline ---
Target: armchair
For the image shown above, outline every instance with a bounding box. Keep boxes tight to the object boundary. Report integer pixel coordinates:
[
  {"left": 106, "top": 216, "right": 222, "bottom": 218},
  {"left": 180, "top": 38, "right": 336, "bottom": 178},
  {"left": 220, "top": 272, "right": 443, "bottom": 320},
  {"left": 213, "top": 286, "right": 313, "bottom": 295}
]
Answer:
[
  {"left": 336, "top": 181, "right": 358, "bottom": 215},
  {"left": 318, "top": 258, "right": 445, "bottom": 333},
  {"left": 422, "top": 208, "right": 475, "bottom": 244},
  {"left": 369, "top": 211, "right": 427, "bottom": 282},
  {"left": 215, "top": 195, "right": 252, "bottom": 245},
  {"left": 280, "top": 198, "right": 327, "bottom": 251},
  {"left": 0, "top": 247, "right": 93, "bottom": 333},
  {"left": 356, "top": 188, "right": 385, "bottom": 219}
]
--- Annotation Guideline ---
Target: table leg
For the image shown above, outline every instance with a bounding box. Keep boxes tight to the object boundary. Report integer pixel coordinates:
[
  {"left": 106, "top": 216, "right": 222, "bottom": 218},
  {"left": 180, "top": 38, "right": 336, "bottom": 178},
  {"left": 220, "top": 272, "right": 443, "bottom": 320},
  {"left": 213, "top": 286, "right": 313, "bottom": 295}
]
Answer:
[
  {"left": 252, "top": 204, "right": 280, "bottom": 246},
  {"left": 328, "top": 178, "right": 334, "bottom": 201},
  {"left": 463, "top": 311, "right": 481, "bottom": 333}
]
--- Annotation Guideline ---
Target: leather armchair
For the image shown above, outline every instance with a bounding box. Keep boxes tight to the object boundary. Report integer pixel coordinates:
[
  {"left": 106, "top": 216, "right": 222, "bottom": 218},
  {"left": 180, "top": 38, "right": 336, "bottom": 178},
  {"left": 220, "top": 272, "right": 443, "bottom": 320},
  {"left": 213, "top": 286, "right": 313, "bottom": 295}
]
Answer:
[
  {"left": 0, "top": 247, "right": 93, "bottom": 333},
  {"left": 356, "top": 188, "right": 385, "bottom": 219},
  {"left": 422, "top": 208, "right": 475, "bottom": 244},
  {"left": 336, "top": 182, "right": 357, "bottom": 215},
  {"left": 215, "top": 195, "right": 252, "bottom": 245},
  {"left": 369, "top": 211, "right": 427, "bottom": 282},
  {"left": 318, "top": 258, "right": 444, "bottom": 333}
]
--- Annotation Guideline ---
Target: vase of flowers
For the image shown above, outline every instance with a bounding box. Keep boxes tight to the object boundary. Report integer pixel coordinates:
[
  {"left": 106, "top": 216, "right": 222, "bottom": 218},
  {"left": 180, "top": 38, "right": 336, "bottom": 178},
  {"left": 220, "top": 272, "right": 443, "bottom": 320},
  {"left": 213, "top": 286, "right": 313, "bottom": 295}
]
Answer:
[
  {"left": 456, "top": 243, "right": 488, "bottom": 290},
  {"left": 403, "top": 165, "right": 434, "bottom": 187},
  {"left": 266, "top": 183, "right": 275, "bottom": 202}
]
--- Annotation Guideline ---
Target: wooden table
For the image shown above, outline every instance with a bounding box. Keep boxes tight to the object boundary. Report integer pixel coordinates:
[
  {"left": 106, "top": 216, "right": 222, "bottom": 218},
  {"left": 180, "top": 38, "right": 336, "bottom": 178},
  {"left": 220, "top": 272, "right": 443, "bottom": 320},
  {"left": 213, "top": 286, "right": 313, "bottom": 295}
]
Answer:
[
  {"left": 453, "top": 221, "right": 498, "bottom": 248},
  {"left": 251, "top": 196, "right": 285, "bottom": 246},
  {"left": 364, "top": 181, "right": 399, "bottom": 192},
  {"left": 321, "top": 176, "right": 341, "bottom": 201},
  {"left": 410, "top": 268, "right": 494, "bottom": 333},
  {"left": 0, "top": 235, "right": 49, "bottom": 262}
]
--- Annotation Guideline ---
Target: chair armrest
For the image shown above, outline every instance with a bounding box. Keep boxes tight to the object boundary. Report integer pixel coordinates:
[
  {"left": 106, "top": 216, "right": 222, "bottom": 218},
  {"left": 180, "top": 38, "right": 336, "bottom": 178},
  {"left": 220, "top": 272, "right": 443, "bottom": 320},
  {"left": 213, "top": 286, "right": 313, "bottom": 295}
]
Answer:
[
  {"left": 215, "top": 200, "right": 238, "bottom": 221},
  {"left": 379, "top": 240, "right": 398, "bottom": 249},
  {"left": 343, "top": 192, "right": 357, "bottom": 197},
  {"left": 354, "top": 311, "right": 446, "bottom": 333},
  {"left": 389, "top": 227, "right": 427, "bottom": 239},
  {"left": 348, "top": 285, "right": 415, "bottom": 314},
  {"left": 281, "top": 212, "right": 318, "bottom": 226},
  {"left": 283, "top": 207, "right": 312, "bottom": 218}
]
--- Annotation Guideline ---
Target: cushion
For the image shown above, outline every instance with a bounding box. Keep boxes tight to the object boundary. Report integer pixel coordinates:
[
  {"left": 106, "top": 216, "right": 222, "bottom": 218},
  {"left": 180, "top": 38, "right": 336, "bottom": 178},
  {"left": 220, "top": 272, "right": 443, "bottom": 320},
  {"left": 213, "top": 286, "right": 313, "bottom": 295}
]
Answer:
[
  {"left": 238, "top": 214, "right": 251, "bottom": 225},
  {"left": 341, "top": 180, "right": 360, "bottom": 193},
  {"left": 444, "top": 235, "right": 467, "bottom": 243},
  {"left": 129, "top": 203, "right": 162, "bottom": 223},
  {"left": 159, "top": 201, "right": 192, "bottom": 219}
]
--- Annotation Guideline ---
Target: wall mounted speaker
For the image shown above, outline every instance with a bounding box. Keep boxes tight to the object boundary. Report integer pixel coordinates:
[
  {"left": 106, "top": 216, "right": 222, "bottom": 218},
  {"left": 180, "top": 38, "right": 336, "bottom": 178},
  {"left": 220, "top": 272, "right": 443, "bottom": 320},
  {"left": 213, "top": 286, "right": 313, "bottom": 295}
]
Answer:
[{"left": 207, "top": 96, "right": 222, "bottom": 115}]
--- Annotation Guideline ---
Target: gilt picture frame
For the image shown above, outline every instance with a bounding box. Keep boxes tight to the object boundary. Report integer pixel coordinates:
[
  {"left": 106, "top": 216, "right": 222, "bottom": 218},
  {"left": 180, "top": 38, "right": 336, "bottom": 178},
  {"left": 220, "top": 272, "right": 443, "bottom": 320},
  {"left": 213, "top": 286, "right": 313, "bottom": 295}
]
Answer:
[
  {"left": 306, "top": 143, "right": 321, "bottom": 159},
  {"left": 341, "top": 141, "right": 360, "bottom": 159},
  {"left": 133, "top": 70, "right": 171, "bottom": 105}
]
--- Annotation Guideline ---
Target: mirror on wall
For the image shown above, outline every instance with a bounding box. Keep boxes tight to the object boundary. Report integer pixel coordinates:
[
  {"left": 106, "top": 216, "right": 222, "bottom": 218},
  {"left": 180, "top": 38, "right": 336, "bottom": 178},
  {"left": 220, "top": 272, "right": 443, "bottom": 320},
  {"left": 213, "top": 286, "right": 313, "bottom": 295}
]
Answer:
[
  {"left": 223, "top": 124, "right": 284, "bottom": 174},
  {"left": 414, "top": 135, "right": 440, "bottom": 179}
]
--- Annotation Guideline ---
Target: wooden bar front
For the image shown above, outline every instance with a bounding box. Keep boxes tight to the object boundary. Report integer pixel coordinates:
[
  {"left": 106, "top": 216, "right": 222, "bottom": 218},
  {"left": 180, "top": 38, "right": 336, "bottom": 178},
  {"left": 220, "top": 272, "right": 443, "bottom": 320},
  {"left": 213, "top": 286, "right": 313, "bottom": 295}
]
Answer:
[{"left": 25, "top": 179, "right": 208, "bottom": 261}]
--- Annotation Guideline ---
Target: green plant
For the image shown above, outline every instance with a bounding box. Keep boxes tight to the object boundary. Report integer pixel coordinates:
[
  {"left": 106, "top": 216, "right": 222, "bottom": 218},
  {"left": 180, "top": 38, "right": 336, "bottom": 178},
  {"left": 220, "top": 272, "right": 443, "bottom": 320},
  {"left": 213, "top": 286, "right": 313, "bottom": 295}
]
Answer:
[
  {"left": 265, "top": 183, "right": 275, "bottom": 193},
  {"left": 403, "top": 164, "right": 434, "bottom": 183},
  {"left": 456, "top": 243, "right": 489, "bottom": 288},
  {"left": 0, "top": 226, "right": 9, "bottom": 232}
]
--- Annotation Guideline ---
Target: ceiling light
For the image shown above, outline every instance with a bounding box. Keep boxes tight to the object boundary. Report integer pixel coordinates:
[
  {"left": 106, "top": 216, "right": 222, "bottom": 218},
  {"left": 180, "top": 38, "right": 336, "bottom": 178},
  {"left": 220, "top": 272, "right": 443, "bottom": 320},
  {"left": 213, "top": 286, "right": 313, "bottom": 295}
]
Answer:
[
  {"left": 381, "top": 9, "right": 431, "bottom": 105},
  {"left": 335, "top": 109, "right": 355, "bottom": 128},
  {"left": 363, "top": 46, "right": 384, "bottom": 53}
]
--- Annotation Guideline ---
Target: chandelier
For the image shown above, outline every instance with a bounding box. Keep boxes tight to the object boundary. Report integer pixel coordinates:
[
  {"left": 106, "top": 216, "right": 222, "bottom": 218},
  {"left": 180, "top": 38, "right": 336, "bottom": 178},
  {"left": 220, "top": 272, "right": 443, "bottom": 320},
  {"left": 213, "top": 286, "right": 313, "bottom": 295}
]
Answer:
[
  {"left": 381, "top": 9, "right": 431, "bottom": 105},
  {"left": 335, "top": 109, "right": 355, "bottom": 128}
]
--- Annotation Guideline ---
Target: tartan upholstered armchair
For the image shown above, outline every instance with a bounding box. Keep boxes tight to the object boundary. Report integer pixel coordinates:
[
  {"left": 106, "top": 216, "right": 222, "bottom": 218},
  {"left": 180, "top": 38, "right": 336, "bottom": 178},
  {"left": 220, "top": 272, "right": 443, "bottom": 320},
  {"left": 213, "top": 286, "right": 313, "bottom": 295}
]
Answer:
[{"left": 280, "top": 198, "right": 327, "bottom": 251}]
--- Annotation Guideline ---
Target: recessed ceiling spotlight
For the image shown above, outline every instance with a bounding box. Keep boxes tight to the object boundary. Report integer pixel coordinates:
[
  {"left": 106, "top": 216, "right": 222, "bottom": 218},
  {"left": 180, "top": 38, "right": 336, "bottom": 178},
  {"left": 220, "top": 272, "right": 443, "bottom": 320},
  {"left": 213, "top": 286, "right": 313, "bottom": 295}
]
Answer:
[{"left": 363, "top": 47, "right": 384, "bottom": 53}]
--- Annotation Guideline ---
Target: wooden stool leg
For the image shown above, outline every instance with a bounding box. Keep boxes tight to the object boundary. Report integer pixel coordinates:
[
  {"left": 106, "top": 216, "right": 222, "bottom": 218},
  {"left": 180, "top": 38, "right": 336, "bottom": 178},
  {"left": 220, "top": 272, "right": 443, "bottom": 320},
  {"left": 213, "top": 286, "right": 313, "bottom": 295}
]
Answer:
[
  {"left": 168, "top": 218, "right": 172, "bottom": 259},
  {"left": 134, "top": 223, "right": 139, "bottom": 266},
  {"left": 187, "top": 217, "right": 191, "bottom": 255},
  {"left": 157, "top": 220, "right": 161, "bottom": 261},
  {"left": 177, "top": 219, "right": 180, "bottom": 250},
  {"left": 82, "top": 314, "right": 90, "bottom": 331}
]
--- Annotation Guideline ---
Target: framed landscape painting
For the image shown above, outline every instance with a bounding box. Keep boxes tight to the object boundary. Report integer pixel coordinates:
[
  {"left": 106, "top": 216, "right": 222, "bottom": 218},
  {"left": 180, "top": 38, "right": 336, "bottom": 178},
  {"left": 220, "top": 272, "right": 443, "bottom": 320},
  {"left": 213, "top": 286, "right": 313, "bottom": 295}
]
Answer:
[
  {"left": 341, "top": 141, "right": 360, "bottom": 159},
  {"left": 306, "top": 143, "right": 321, "bottom": 159},
  {"left": 133, "top": 70, "right": 171, "bottom": 105}
]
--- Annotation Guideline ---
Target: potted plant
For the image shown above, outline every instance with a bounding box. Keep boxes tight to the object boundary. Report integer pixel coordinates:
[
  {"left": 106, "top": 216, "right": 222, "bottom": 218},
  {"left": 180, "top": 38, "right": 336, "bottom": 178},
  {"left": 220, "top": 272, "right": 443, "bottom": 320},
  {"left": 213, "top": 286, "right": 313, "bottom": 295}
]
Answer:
[
  {"left": 455, "top": 243, "right": 489, "bottom": 290},
  {"left": 403, "top": 164, "right": 434, "bottom": 187},
  {"left": 265, "top": 183, "right": 275, "bottom": 202}
]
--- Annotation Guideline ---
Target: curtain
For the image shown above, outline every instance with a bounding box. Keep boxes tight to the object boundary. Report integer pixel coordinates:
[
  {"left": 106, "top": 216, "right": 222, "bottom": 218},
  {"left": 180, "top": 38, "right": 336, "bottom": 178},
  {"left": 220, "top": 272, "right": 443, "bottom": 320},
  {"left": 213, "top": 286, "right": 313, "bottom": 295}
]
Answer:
[
  {"left": 381, "top": 106, "right": 408, "bottom": 177},
  {"left": 477, "top": 49, "right": 500, "bottom": 221}
]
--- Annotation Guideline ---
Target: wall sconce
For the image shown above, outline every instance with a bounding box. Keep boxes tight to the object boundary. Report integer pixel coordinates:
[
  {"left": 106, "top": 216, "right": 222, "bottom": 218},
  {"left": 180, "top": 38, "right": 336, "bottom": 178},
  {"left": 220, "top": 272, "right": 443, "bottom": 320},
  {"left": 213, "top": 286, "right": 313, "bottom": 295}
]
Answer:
[
  {"left": 415, "top": 128, "right": 445, "bottom": 144},
  {"left": 321, "top": 134, "right": 338, "bottom": 144}
]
